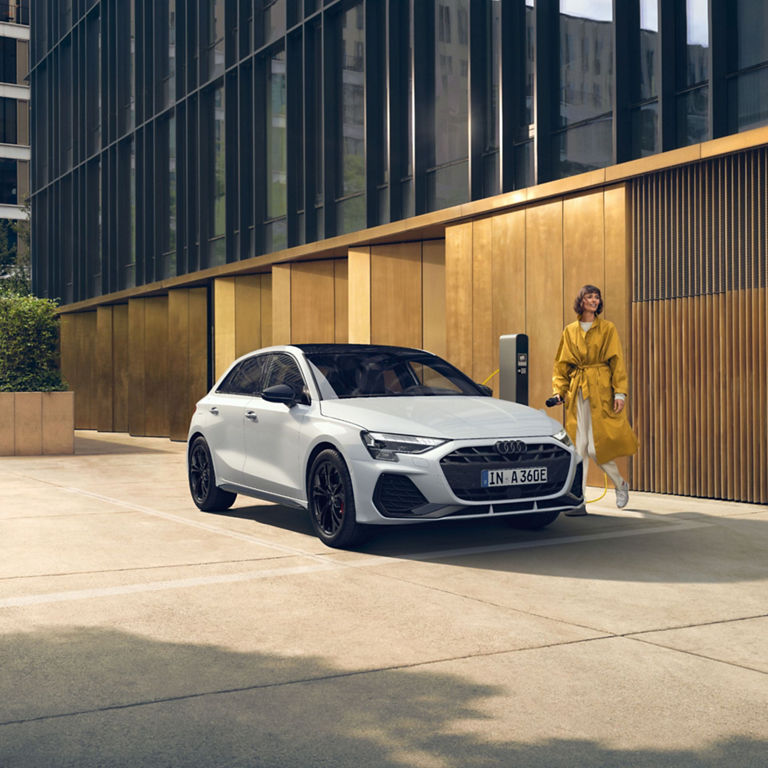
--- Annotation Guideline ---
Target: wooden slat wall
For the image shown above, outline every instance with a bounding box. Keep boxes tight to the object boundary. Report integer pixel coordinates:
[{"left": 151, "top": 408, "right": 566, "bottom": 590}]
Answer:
[
  {"left": 631, "top": 147, "right": 768, "bottom": 503},
  {"left": 60, "top": 311, "right": 98, "bottom": 429}
]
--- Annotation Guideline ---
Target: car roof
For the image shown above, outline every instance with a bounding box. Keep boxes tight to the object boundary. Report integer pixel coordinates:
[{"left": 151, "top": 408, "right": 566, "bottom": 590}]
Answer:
[{"left": 293, "top": 343, "right": 433, "bottom": 356}]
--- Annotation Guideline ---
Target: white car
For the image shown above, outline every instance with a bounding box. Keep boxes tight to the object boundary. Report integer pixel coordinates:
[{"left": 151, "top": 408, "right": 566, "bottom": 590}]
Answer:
[{"left": 187, "top": 344, "right": 584, "bottom": 548}]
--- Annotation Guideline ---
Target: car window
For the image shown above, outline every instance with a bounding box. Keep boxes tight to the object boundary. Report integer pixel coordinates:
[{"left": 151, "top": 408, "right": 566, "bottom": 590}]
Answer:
[
  {"left": 217, "top": 355, "right": 269, "bottom": 396},
  {"left": 262, "top": 353, "right": 308, "bottom": 397}
]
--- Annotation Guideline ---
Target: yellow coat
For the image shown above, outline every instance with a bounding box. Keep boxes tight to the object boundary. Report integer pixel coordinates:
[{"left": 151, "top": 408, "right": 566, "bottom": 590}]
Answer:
[{"left": 552, "top": 316, "right": 638, "bottom": 464}]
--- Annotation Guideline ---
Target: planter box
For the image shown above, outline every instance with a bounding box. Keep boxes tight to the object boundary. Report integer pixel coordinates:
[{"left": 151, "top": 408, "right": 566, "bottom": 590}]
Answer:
[{"left": 0, "top": 391, "right": 75, "bottom": 456}]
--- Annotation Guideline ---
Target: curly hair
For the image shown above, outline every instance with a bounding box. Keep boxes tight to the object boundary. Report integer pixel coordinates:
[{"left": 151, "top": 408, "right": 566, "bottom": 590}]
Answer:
[{"left": 574, "top": 284, "right": 603, "bottom": 316}]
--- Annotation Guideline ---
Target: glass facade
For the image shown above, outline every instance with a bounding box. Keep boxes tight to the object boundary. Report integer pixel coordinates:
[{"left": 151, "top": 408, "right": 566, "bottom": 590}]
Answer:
[{"left": 28, "top": 0, "right": 768, "bottom": 303}]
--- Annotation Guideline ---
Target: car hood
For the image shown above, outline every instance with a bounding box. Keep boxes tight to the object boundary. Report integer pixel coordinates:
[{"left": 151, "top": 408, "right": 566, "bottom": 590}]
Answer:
[{"left": 319, "top": 396, "right": 562, "bottom": 439}]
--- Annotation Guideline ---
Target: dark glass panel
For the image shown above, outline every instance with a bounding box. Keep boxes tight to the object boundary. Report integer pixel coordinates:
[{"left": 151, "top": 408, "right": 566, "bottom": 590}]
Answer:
[
  {"left": 734, "top": 0, "right": 768, "bottom": 70},
  {"left": 434, "top": 0, "right": 469, "bottom": 169},
  {"left": 427, "top": 161, "right": 468, "bottom": 210},
  {"left": 0, "top": 158, "right": 17, "bottom": 204},
  {"left": 554, "top": 115, "right": 613, "bottom": 177},
  {"left": 340, "top": 4, "right": 365, "bottom": 199},
  {"left": 0, "top": 97, "right": 16, "bottom": 143},
  {"left": 204, "top": 0, "right": 225, "bottom": 80},
  {"left": 513, "top": 140, "right": 534, "bottom": 190},
  {"left": 728, "top": 69, "right": 768, "bottom": 132},
  {"left": 681, "top": 0, "right": 709, "bottom": 88},
  {"left": 212, "top": 86, "right": 226, "bottom": 241},
  {"left": 337, "top": 194, "right": 365, "bottom": 234},
  {"left": 631, "top": 102, "right": 659, "bottom": 157},
  {"left": 638, "top": 0, "right": 658, "bottom": 101},
  {"left": 267, "top": 49, "right": 287, "bottom": 220},
  {"left": 261, "top": 0, "right": 286, "bottom": 46},
  {"left": 559, "top": 0, "right": 614, "bottom": 128},
  {"left": 0, "top": 37, "right": 16, "bottom": 83},
  {"left": 676, "top": 85, "right": 709, "bottom": 145}
]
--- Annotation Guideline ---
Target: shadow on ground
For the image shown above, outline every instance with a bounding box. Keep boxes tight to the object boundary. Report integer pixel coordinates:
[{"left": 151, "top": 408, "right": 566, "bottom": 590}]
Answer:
[
  {"left": 217, "top": 501, "right": 768, "bottom": 585},
  {"left": 0, "top": 627, "right": 764, "bottom": 768},
  {"left": 74, "top": 435, "right": 179, "bottom": 456}
]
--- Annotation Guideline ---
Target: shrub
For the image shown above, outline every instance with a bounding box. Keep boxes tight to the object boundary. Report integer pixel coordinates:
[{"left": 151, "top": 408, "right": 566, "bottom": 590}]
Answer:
[{"left": 0, "top": 293, "right": 67, "bottom": 392}]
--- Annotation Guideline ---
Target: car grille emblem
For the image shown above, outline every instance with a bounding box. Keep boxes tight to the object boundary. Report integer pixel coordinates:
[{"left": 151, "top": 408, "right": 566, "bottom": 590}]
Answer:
[{"left": 494, "top": 440, "right": 526, "bottom": 455}]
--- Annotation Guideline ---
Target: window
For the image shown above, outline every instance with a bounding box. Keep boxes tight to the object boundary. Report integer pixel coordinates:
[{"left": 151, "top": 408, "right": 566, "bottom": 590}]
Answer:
[
  {"left": 156, "top": 0, "right": 176, "bottom": 108},
  {"left": 0, "top": 37, "right": 16, "bottom": 84},
  {"left": 262, "top": 354, "right": 307, "bottom": 397},
  {"left": 727, "top": 0, "right": 768, "bottom": 132},
  {"left": 0, "top": 158, "right": 17, "bottom": 204},
  {"left": 206, "top": 85, "right": 226, "bottom": 266},
  {"left": 203, "top": 0, "right": 225, "bottom": 80},
  {"left": 0, "top": 97, "right": 16, "bottom": 143},
  {"left": 218, "top": 355, "right": 270, "bottom": 395},
  {"left": 266, "top": 49, "right": 287, "bottom": 237}
]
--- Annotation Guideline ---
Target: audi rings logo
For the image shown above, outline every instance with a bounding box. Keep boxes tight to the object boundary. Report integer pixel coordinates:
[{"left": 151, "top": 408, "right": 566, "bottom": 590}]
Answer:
[{"left": 494, "top": 440, "right": 526, "bottom": 455}]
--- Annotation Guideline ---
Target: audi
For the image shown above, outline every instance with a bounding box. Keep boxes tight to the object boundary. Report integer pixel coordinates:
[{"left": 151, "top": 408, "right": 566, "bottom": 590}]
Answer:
[{"left": 187, "top": 344, "right": 584, "bottom": 548}]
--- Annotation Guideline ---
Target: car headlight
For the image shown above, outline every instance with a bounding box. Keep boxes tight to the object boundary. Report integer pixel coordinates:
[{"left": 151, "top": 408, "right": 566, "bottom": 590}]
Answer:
[
  {"left": 553, "top": 428, "right": 573, "bottom": 447},
  {"left": 361, "top": 431, "right": 447, "bottom": 461}
]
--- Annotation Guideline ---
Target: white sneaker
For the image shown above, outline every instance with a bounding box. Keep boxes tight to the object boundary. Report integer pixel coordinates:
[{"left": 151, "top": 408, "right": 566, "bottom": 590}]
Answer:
[{"left": 615, "top": 481, "right": 629, "bottom": 509}]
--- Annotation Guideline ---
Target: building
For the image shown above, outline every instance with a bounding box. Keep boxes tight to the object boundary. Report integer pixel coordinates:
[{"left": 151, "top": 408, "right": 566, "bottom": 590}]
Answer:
[
  {"left": 0, "top": 0, "right": 29, "bottom": 267},
  {"left": 29, "top": 0, "right": 768, "bottom": 503}
]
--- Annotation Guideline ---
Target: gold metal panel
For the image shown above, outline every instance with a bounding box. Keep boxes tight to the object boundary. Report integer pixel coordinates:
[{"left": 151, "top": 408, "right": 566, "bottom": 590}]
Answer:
[
  {"left": 188, "top": 287, "right": 209, "bottom": 424},
  {"left": 422, "top": 241, "right": 446, "bottom": 358},
  {"left": 371, "top": 243, "right": 422, "bottom": 348},
  {"left": 261, "top": 274, "right": 273, "bottom": 347},
  {"left": 42, "top": 392, "right": 74, "bottom": 454},
  {"left": 525, "top": 202, "right": 564, "bottom": 417},
  {"left": 699, "top": 124, "right": 768, "bottom": 159},
  {"left": 290, "top": 261, "right": 336, "bottom": 343},
  {"left": 334, "top": 260, "right": 349, "bottom": 343},
  {"left": 112, "top": 305, "right": 130, "bottom": 432},
  {"left": 13, "top": 392, "right": 42, "bottom": 455},
  {"left": 271, "top": 265, "right": 292, "bottom": 344},
  {"left": 95, "top": 306, "right": 114, "bottom": 431},
  {"left": 445, "top": 222, "right": 473, "bottom": 371},
  {"left": 604, "top": 145, "right": 701, "bottom": 183},
  {"left": 491, "top": 211, "right": 526, "bottom": 395},
  {"left": 472, "top": 219, "right": 494, "bottom": 384},
  {"left": 128, "top": 299, "right": 146, "bottom": 436},
  {"left": 0, "top": 392, "right": 13, "bottom": 454},
  {"left": 143, "top": 296, "right": 170, "bottom": 437},
  {"left": 213, "top": 277, "right": 236, "bottom": 380},
  {"left": 235, "top": 276, "right": 264, "bottom": 357},
  {"left": 63, "top": 312, "right": 97, "bottom": 430},
  {"left": 168, "top": 290, "right": 191, "bottom": 441},
  {"left": 347, "top": 247, "right": 372, "bottom": 343}
]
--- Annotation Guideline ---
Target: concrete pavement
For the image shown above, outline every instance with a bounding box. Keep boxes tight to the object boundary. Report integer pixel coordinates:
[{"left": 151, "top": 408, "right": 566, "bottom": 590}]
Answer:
[{"left": 1, "top": 431, "right": 766, "bottom": 767}]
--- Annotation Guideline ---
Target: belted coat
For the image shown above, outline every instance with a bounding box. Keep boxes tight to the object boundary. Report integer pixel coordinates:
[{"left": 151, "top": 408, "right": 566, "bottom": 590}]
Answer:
[{"left": 552, "top": 316, "right": 638, "bottom": 464}]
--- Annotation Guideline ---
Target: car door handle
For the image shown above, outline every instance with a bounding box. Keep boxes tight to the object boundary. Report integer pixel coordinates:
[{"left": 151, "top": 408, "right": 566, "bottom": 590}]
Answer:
[
  {"left": 245, "top": 411, "right": 259, "bottom": 422},
  {"left": 209, "top": 407, "right": 219, "bottom": 415}
]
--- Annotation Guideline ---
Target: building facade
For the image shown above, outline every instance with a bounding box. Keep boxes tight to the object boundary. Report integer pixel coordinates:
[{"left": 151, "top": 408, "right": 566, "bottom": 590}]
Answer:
[
  {"left": 0, "top": 0, "right": 30, "bottom": 267},
  {"left": 29, "top": 0, "right": 768, "bottom": 503}
]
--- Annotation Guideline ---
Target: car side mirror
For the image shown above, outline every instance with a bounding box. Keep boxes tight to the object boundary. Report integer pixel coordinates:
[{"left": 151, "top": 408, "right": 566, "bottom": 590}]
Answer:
[
  {"left": 477, "top": 383, "right": 493, "bottom": 397},
  {"left": 262, "top": 384, "right": 298, "bottom": 406}
]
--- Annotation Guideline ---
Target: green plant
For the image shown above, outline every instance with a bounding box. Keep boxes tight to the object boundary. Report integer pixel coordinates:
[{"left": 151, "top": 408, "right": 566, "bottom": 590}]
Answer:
[{"left": 0, "top": 293, "right": 67, "bottom": 392}]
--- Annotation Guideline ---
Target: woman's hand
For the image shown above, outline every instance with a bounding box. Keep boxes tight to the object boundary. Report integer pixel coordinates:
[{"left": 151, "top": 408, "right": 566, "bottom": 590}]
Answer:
[{"left": 613, "top": 397, "right": 626, "bottom": 414}]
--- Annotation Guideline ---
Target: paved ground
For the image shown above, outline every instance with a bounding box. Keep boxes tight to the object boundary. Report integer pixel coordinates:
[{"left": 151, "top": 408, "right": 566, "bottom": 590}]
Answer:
[{"left": 1, "top": 431, "right": 766, "bottom": 768}]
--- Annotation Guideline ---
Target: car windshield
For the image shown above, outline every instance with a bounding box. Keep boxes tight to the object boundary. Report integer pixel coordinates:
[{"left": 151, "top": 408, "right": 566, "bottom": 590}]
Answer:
[{"left": 304, "top": 349, "right": 486, "bottom": 399}]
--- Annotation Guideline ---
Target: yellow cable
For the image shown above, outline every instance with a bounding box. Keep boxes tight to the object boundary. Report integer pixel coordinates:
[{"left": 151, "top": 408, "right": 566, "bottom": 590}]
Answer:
[
  {"left": 482, "top": 368, "right": 499, "bottom": 385},
  {"left": 585, "top": 472, "right": 608, "bottom": 503}
]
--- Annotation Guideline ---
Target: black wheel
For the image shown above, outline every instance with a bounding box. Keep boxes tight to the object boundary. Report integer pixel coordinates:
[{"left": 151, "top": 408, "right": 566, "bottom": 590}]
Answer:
[
  {"left": 506, "top": 510, "right": 561, "bottom": 530},
  {"left": 308, "top": 449, "right": 365, "bottom": 548},
  {"left": 188, "top": 436, "right": 237, "bottom": 512}
]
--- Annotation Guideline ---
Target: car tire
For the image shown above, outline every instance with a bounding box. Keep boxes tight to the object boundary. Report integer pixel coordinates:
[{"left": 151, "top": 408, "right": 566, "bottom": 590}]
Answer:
[
  {"left": 308, "top": 449, "right": 365, "bottom": 549},
  {"left": 505, "top": 510, "right": 560, "bottom": 530},
  {"left": 188, "top": 436, "right": 237, "bottom": 512}
]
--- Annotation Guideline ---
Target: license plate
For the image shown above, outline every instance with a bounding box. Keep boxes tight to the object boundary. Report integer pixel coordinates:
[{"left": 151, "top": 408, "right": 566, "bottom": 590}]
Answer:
[{"left": 481, "top": 467, "right": 547, "bottom": 487}]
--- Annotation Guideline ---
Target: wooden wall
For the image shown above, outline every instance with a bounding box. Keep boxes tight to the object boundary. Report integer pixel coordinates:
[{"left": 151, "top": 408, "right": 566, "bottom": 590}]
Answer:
[
  {"left": 213, "top": 274, "right": 273, "bottom": 379},
  {"left": 60, "top": 311, "right": 98, "bottom": 429},
  {"left": 445, "top": 186, "right": 631, "bottom": 486},
  {"left": 271, "top": 259, "right": 349, "bottom": 345},
  {"left": 347, "top": 241, "right": 446, "bottom": 356},
  {"left": 631, "top": 150, "right": 768, "bottom": 503}
]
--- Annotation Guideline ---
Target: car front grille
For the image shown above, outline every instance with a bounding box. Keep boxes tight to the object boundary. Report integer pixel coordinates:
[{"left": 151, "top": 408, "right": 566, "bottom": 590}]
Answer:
[
  {"left": 373, "top": 473, "right": 428, "bottom": 517},
  {"left": 440, "top": 442, "right": 572, "bottom": 501}
]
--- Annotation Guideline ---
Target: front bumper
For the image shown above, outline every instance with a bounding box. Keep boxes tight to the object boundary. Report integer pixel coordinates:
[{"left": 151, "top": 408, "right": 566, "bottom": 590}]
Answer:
[{"left": 349, "top": 436, "right": 584, "bottom": 525}]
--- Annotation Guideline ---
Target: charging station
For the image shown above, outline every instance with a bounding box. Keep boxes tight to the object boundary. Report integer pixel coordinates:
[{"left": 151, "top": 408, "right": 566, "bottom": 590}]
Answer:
[{"left": 499, "top": 334, "right": 529, "bottom": 405}]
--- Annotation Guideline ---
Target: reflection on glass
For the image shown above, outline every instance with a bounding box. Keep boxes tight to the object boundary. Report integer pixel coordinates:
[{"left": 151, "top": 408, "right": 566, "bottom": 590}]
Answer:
[
  {"left": 683, "top": 0, "right": 708, "bottom": 87},
  {"left": 433, "top": 0, "right": 469, "bottom": 208},
  {"left": 639, "top": 0, "right": 658, "bottom": 101},
  {"left": 734, "top": 0, "right": 768, "bottom": 70},
  {"left": 513, "top": 140, "right": 534, "bottom": 190},
  {"left": 206, "top": 0, "right": 225, "bottom": 80},
  {"left": 164, "top": 115, "right": 177, "bottom": 276},
  {"left": 524, "top": 1, "right": 535, "bottom": 126},
  {"left": 676, "top": 86, "right": 709, "bottom": 146},
  {"left": 559, "top": 0, "right": 613, "bottom": 127},
  {"left": 267, "top": 49, "right": 287, "bottom": 220},
  {"left": 340, "top": 4, "right": 365, "bottom": 199},
  {"left": 555, "top": 115, "right": 613, "bottom": 176},
  {"left": 263, "top": 0, "right": 287, "bottom": 46},
  {"left": 211, "top": 87, "right": 226, "bottom": 259},
  {"left": 729, "top": 69, "right": 768, "bottom": 132},
  {"left": 631, "top": 103, "right": 658, "bottom": 157}
]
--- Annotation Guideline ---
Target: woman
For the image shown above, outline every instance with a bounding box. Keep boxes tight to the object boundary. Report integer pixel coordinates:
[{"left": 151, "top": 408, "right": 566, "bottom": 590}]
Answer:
[{"left": 552, "top": 285, "right": 638, "bottom": 514}]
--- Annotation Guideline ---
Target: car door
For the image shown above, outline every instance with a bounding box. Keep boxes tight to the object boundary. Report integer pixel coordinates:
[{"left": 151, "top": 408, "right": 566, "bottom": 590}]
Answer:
[
  {"left": 241, "top": 352, "right": 311, "bottom": 501},
  {"left": 205, "top": 354, "right": 270, "bottom": 486}
]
